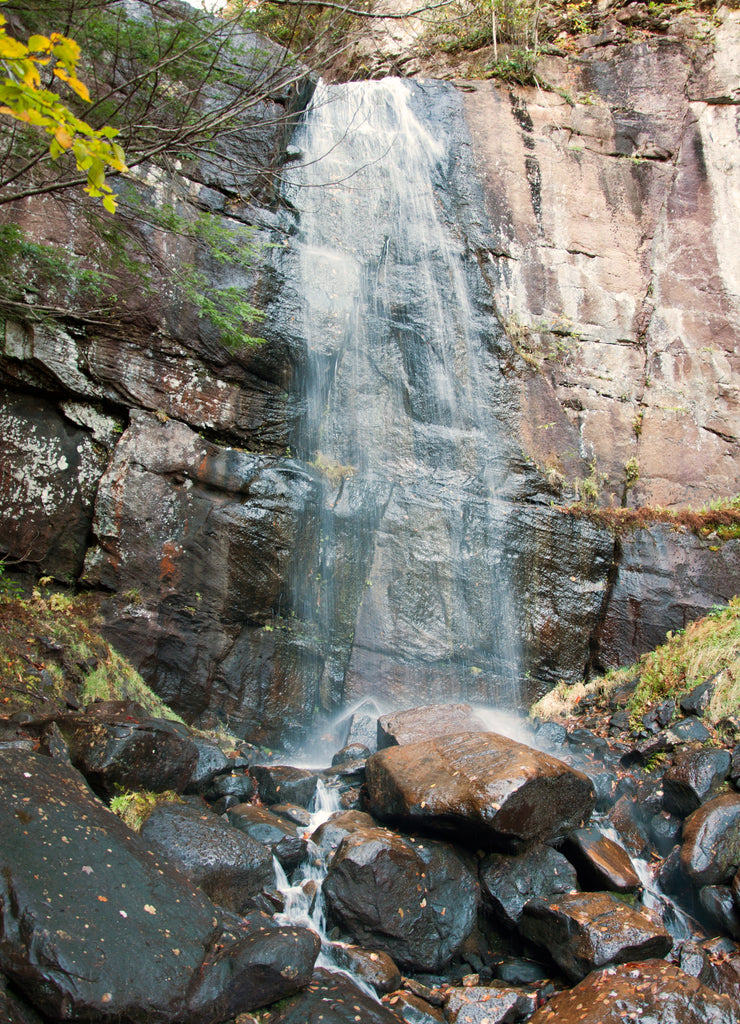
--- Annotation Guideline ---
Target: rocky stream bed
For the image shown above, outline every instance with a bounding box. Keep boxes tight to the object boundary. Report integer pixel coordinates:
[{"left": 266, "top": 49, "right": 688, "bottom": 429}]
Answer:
[{"left": 1, "top": 696, "right": 740, "bottom": 1023}]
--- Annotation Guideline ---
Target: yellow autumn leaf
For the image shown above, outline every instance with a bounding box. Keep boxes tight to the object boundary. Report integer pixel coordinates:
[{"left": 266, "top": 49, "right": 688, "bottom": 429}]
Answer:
[
  {"left": 27, "top": 35, "right": 51, "bottom": 52},
  {"left": 0, "top": 35, "right": 28, "bottom": 59},
  {"left": 54, "top": 126, "right": 73, "bottom": 149},
  {"left": 67, "top": 75, "right": 90, "bottom": 102}
]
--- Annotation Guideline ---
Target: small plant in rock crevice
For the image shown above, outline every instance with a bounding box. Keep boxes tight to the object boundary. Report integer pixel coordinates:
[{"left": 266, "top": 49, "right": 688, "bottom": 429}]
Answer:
[{"left": 109, "top": 788, "right": 181, "bottom": 831}]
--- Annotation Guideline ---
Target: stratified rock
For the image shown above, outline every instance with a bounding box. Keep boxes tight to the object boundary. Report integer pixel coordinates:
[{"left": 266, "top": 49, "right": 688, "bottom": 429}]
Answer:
[
  {"left": 559, "top": 826, "right": 641, "bottom": 894},
  {"left": 57, "top": 707, "right": 198, "bottom": 796},
  {"left": 265, "top": 968, "right": 404, "bottom": 1023},
  {"left": 141, "top": 801, "right": 275, "bottom": 914},
  {"left": 681, "top": 793, "right": 740, "bottom": 886},
  {"left": 0, "top": 748, "right": 318, "bottom": 1022},
  {"left": 227, "top": 803, "right": 308, "bottom": 871},
  {"left": 445, "top": 984, "right": 536, "bottom": 1024},
  {"left": 329, "top": 943, "right": 402, "bottom": 994},
  {"left": 479, "top": 845, "right": 578, "bottom": 929},
  {"left": 519, "top": 892, "right": 671, "bottom": 982},
  {"left": 662, "top": 749, "right": 731, "bottom": 817},
  {"left": 251, "top": 764, "right": 319, "bottom": 807},
  {"left": 323, "top": 826, "right": 478, "bottom": 971},
  {"left": 365, "top": 731, "right": 595, "bottom": 852},
  {"left": 527, "top": 960, "right": 737, "bottom": 1024},
  {"left": 376, "top": 704, "right": 486, "bottom": 749}
]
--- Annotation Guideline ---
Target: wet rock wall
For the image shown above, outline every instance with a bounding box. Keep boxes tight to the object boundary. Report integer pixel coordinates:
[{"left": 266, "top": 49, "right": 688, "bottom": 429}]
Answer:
[{"left": 1, "top": 8, "right": 739, "bottom": 741}]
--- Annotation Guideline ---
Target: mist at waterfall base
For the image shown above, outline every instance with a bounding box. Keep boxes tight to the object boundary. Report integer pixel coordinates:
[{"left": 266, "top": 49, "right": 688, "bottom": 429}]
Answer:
[{"left": 274, "top": 78, "right": 534, "bottom": 745}]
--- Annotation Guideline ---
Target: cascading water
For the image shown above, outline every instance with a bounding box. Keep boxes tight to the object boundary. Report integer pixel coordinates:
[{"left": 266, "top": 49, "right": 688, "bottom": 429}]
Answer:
[
  {"left": 277, "top": 79, "right": 525, "bottom": 729},
  {"left": 273, "top": 780, "right": 379, "bottom": 998}
]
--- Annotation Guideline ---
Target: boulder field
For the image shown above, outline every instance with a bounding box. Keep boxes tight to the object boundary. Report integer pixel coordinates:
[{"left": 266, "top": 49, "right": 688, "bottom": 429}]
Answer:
[{"left": 1, "top": 700, "right": 739, "bottom": 1023}]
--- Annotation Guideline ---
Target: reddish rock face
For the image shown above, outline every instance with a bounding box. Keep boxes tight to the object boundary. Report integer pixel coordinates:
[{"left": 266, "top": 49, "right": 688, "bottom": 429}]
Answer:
[
  {"left": 365, "top": 730, "right": 595, "bottom": 852},
  {"left": 527, "top": 960, "right": 737, "bottom": 1024}
]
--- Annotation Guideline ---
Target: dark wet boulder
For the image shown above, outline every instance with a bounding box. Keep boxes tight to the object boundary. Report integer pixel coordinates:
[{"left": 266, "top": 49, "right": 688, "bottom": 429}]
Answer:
[
  {"left": 680, "top": 680, "right": 715, "bottom": 716},
  {"left": 311, "top": 810, "right": 377, "bottom": 857},
  {"left": 272, "top": 803, "right": 313, "bottom": 827},
  {"left": 519, "top": 892, "right": 671, "bottom": 982},
  {"left": 681, "top": 793, "right": 740, "bottom": 886},
  {"left": 527, "top": 960, "right": 737, "bottom": 1024},
  {"left": 444, "top": 984, "right": 536, "bottom": 1024},
  {"left": 384, "top": 989, "right": 444, "bottom": 1022},
  {"left": 0, "top": 975, "right": 45, "bottom": 1024},
  {"left": 657, "top": 845, "right": 684, "bottom": 895},
  {"left": 141, "top": 801, "right": 274, "bottom": 913},
  {"left": 265, "top": 967, "right": 403, "bottom": 1023},
  {"left": 365, "top": 731, "right": 595, "bottom": 852},
  {"left": 227, "top": 803, "right": 308, "bottom": 872},
  {"left": 701, "top": 937, "right": 740, "bottom": 1003},
  {"left": 479, "top": 844, "right": 579, "bottom": 929},
  {"left": 251, "top": 764, "right": 319, "bottom": 807},
  {"left": 605, "top": 795, "right": 651, "bottom": 859},
  {"left": 0, "top": 748, "right": 318, "bottom": 1022},
  {"left": 329, "top": 943, "right": 402, "bottom": 994},
  {"left": 649, "top": 810, "right": 684, "bottom": 856},
  {"left": 206, "top": 769, "right": 256, "bottom": 806},
  {"left": 184, "top": 736, "right": 231, "bottom": 794},
  {"left": 662, "top": 749, "right": 731, "bottom": 817},
  {"left": 533, "top": 720, "right": 567, "bottom": 749},
  {"left": 376, "top": 703, "right": 487, "bottom": 749},
  {"left": 323, "top": 825, "right": 478, "bottom": 971},
  {"left": 332, "top": 743, "right": 371, "bottom": 765},
  {"left": 57, "top": 708, "right": 198, "bottom": 796},
  {"left": 559, "top": 826, "right": 641, "bottom": 894},
  {"left": 698, "top": 886, "right": 740, "bottom": 940}
]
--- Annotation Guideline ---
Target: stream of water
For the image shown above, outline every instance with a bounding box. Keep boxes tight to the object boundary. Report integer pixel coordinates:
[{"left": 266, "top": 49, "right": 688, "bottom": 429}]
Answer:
[{"left": 279, "top": 79, "right": 523, "bottom": 725}]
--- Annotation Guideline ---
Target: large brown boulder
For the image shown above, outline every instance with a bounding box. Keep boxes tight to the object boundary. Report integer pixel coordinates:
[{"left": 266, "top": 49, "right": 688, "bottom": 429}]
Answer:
[
  {"left": 376, "top": 703, "right": 487, "bottom": 749},
  {"left": 681, "top": 793, "right": 740, "bottom": 886},
  {"left": 527, "top": 960, "right": 737, "bottom": 1024},
  {"left": 364, "top": 731, "right": 595, "bottom": 851},
  {"left": 519, "top": 892, "right": 671, "bottom": 982},
  {"left": 322, "top": 825, "right": 478, "bottom": 971}
]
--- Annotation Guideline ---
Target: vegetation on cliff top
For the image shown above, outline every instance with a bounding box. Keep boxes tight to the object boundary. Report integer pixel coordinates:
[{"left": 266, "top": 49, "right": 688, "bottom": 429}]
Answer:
[{"left": 533, "top": 597, "right": 740, "bottom": 730}]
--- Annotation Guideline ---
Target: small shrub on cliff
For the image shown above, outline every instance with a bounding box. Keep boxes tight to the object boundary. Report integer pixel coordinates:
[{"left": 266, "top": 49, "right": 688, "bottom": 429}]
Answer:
[
  {"left": 0, "top": 582, "right": 181, "bottom": 721},
  {"left": 532, "top": 598, "right": 740, "bottom": 729}
]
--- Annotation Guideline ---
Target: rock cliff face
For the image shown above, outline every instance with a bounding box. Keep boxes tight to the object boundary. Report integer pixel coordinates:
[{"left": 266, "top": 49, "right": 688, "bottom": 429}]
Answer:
[{"left": 1, "top": 4, "right": 739, "bottom": 742}]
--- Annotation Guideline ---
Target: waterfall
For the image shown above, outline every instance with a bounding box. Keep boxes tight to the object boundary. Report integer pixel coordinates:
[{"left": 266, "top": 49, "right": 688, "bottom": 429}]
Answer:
[{"left": 278, "top": 79, "right": 522, "bottom": 727}]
